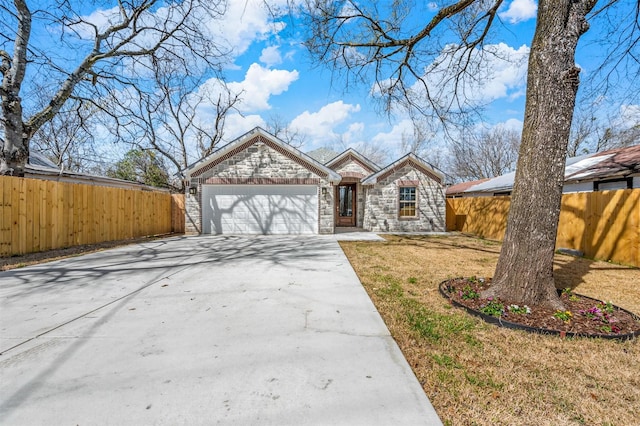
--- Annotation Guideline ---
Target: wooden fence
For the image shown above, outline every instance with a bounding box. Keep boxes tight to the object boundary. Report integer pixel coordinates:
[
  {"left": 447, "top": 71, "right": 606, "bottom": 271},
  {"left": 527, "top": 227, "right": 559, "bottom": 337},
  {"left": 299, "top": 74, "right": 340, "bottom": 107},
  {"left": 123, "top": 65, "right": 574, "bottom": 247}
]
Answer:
[
  {"left": 171, "top": 194, "right": 185, "bottom": 234},
  {"left": 0, "top": 176, "right": 176, "bottom": 257},
  {"left": 446, "top": 189, "right": 640, "bottom": 267}
]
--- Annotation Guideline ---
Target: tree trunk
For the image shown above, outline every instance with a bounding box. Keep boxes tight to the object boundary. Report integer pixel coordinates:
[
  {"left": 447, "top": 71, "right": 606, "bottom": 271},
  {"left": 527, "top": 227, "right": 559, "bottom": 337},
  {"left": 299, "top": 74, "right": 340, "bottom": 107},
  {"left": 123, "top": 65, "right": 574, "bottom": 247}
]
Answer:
[
  {"left": 1, "top": 0, "right": 31, "bottom": 176},
  {"left": 1, "top": 92, "right": 29, "bottom": 176},
  {"left": 482, "top": 0, "right": 596, "bottom": 309}
]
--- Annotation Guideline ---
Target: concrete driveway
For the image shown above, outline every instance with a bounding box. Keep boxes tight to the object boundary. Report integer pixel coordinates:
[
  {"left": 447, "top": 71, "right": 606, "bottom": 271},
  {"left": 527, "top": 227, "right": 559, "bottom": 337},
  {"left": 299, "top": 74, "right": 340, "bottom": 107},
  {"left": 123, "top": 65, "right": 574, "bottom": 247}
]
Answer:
[{"left": 0, "top": 235, "right": 441, "bottom": 425}]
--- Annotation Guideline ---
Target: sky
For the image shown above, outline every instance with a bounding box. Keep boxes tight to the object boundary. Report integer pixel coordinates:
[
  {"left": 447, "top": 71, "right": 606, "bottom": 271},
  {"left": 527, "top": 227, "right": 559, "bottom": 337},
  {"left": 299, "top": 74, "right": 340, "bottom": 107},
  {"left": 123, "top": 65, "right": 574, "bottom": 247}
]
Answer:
[
  {"left": 187, "top": 0, "right": 638, "bottom": 162},
  {"left": 4, "top": 0, "right": 640, "bottom": 170},
  {"left": 191, "top": 0, "right": 539, "bottom": 158}
]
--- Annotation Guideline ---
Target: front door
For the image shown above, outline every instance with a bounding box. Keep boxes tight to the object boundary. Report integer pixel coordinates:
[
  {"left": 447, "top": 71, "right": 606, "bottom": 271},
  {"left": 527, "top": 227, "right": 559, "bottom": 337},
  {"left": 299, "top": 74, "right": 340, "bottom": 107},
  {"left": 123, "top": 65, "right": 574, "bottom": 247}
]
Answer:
[{"left": 336, "top": 184, "right": 356, "bottom": 227}]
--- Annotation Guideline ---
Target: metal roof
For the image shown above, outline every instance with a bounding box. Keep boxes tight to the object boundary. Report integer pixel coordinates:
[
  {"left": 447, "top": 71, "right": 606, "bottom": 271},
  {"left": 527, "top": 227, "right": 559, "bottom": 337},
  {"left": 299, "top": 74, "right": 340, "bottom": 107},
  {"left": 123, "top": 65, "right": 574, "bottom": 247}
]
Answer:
[{"left": 450, "top": 144, "right": 639, "bottom": 195}]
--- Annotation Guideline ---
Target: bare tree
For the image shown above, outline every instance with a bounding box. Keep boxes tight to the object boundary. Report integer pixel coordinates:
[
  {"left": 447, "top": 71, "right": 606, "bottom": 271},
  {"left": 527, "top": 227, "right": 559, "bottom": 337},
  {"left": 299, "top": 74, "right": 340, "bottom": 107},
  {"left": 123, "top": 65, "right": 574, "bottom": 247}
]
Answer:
[
  {"left": 0, "top": 0, "right": 226, "bottom": 176},
  {"left": 450, "top": 126, "right": 520, "bottom": 181},
  {"left": 399, "top": 119, "right": 447, "bottom": 170},
  {"left": 266, "top": 114, "right": 308, "bottom": 148},
  {"left": 568, "top": 108, "right": 600, "bottom": 156},
  {"left": 569, "top": 104, "right": 640, "bottom": 156},
  {"left": 399, "top": 120, "right": 433, "bottom": 156},
  {"left": 28, "top": 94, "right": 101, "bottom": 172},
  {"left": 332, "top": 132, "right": 390, "bottom": 166},
  {"left": 110, "top": 58, "right": 240, "bottom": 190},
  {"left": 303, "top": 0, "right": 639, "bottom": 308}
]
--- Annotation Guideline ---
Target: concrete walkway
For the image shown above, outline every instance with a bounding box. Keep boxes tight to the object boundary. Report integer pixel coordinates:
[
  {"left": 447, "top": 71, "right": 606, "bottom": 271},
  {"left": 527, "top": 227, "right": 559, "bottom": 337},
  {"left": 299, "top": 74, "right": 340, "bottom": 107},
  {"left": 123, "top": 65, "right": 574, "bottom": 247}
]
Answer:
[{"left": 0, "top": 235, "right": 441, "bottom": 425}]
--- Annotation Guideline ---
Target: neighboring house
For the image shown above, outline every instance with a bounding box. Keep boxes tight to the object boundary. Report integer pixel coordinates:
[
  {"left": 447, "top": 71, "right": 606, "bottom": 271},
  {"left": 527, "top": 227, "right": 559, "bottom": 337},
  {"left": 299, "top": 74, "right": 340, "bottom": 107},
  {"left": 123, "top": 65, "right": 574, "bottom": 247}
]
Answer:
[
  {"left": 183, "top": 127, "right": 446, "bottom": 234},
  {"left": 447, "top": 144, "right": 640, "bottom": 197},
  {"left": 2, "top": 143, "right": 168, "bottom": 192}
]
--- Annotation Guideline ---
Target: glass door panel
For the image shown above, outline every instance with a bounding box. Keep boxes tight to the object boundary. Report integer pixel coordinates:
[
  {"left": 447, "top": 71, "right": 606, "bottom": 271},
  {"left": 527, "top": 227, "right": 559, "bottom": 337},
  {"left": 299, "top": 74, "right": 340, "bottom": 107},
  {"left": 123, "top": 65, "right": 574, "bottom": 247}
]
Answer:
[{"left": 336, "top": 184, "right": 356, "bottom": 226}]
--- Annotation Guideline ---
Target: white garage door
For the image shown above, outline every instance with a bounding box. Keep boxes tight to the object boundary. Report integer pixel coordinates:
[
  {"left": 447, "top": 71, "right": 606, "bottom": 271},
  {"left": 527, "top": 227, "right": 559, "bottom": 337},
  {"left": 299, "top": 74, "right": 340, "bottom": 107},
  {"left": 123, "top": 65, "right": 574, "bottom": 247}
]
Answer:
[{"left": 202, "top": 185, "right": 319, "bottom": 234}]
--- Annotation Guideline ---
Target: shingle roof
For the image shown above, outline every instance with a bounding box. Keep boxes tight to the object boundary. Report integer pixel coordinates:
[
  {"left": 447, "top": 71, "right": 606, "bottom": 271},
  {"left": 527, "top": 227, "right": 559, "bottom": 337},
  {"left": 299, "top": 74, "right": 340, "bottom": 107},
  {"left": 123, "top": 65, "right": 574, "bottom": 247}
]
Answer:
[
  {"left": 565, "top": 144, "right": 640, "bottom": 182},
  {"left": 306, "top": 147, "right": 340, "bottom": 164},
  {"left": 446, "top": 178, "right": 491, "bottom": 195}
]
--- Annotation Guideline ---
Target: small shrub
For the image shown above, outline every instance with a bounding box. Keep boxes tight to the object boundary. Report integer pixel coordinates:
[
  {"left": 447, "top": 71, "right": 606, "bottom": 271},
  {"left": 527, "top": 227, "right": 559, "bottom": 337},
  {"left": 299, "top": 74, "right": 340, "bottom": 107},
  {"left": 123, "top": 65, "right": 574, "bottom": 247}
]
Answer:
[
  {"left": 507, "top": 304, "right": 531, "bottom": 315},
  {"left": 460, "top": 285, "right": 480, "bottom": 300},
  {"left": 479, "top": 298, "right": 504, "bottom": 317},
  {"left": 562, "top": 287, "right": 581, "bottom": 302},
  {"left": 553, "top": 310, "right": 573, "bottom": 322}
]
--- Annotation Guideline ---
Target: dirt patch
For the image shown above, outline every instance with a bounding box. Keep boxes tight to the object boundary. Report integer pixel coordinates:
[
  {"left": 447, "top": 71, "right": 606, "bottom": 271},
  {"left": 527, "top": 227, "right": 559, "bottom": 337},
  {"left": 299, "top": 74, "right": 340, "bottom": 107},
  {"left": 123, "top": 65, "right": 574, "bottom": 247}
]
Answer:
[
  {"left": 340, "top": 234, "right": 640, "bottom": 426},
  {"left": 0, "top": 235, "right": 175, "bottom": 271}
]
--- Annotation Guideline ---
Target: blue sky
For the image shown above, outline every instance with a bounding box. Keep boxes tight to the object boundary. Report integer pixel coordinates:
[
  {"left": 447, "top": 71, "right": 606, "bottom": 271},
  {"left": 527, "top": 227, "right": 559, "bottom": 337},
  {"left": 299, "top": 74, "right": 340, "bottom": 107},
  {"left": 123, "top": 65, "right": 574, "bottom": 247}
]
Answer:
[
  {"left": 197, "top": 0, "right": 538, "bottom": 157},
  {"left": 200, "top": 0, "right": 638, "bottom": 162},
  {"left": 7, "top": 0, "right": 640, "bottom": 168}
]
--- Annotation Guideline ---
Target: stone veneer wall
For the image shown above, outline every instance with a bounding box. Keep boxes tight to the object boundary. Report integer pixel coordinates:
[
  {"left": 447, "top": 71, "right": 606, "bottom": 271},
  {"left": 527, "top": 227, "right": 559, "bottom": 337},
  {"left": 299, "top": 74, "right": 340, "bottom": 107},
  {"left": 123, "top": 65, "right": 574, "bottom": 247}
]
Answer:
[
  {"left": 185, "top": 140, "right": 334, "bottom": 234},
  {"left": 185, "top": 191, "right": 201, "bottom": 234},
  {"left": 331, "top": 159, "right": 374, "bottom": 228},
  {"left": 363, "top": 166, "right": 445, "bottom": 232}
]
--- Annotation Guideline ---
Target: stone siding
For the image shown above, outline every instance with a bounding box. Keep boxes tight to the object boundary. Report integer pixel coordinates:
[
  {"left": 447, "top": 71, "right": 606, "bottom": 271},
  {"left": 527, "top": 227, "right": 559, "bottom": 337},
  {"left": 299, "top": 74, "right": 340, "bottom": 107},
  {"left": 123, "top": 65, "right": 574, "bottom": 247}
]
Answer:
[
  {"left": 188, "top": 140, "right": 334, "bottom": 234},
  {"left": 332, "top": 160, "right": 371, "bottom": 177},
  {"left": 185, "top": 190, "right": 201, "bottom": 234},
  {"left": 363, "top": 166, "right": 445, "bottom": 232}
]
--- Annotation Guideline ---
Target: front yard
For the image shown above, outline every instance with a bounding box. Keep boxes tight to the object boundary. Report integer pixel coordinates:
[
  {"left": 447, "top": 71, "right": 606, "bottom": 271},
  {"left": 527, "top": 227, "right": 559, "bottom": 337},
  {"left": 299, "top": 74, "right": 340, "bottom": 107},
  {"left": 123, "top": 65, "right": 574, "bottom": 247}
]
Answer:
[{"left": 340, "top": 234, "right": 640, "bottom": 426}]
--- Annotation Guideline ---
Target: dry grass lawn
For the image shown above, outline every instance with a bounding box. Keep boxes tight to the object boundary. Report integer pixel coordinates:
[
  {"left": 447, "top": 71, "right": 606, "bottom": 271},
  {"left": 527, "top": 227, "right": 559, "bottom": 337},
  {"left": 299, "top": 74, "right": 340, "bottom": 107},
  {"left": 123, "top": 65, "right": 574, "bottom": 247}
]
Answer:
[{"left": 340, "top": 234, "right": 640, "bottom": 426}]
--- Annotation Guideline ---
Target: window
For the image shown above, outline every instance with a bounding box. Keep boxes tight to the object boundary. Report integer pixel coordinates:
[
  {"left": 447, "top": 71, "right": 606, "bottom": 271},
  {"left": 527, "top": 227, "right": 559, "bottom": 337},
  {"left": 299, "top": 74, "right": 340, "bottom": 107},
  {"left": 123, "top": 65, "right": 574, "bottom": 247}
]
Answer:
[{"left": 399, "top": 186, "right": 417, "bottom": 217}]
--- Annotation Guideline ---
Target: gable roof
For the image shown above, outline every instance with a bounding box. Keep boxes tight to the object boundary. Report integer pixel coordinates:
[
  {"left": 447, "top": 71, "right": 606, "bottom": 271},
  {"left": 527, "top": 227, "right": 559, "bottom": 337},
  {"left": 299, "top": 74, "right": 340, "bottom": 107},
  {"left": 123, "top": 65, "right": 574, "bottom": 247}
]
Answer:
[
  {"left": 325, "top": 148, "right": 381, "bottom": 173},
  {"left": 446, "top": 178, "right": 491, "bottom": 196},
  {"left": 185, "top": 127, "right": 342, "bottom": 183},
  {"left": 565, "top": 144, "right": 640, "bottom": 182},
  {"left": 453, "top": 144, "right": 640, "bottom": 195},
  {"left": 361, "top": 153, "right": 444, "bottom": 185}
]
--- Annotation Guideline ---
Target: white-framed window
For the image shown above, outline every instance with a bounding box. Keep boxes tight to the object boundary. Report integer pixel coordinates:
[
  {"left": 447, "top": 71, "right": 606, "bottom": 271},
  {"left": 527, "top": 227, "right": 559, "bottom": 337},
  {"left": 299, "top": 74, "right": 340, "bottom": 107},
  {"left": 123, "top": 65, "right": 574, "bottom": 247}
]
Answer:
[{"left": 399, "top": 186, "right": 417, "bottom": 217}]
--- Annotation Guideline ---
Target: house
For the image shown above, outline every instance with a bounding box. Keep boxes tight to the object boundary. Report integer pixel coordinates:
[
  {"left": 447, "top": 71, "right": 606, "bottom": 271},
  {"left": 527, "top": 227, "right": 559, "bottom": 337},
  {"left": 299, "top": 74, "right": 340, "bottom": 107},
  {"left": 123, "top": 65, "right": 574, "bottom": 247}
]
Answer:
[
  {"left": 447, "top": 144, "right": 640, "bottom": 197},
  {"left": 183, "top": 127, "right": 446, "bottom": 234},
  {"left": 2, "top": 143, "right": 167, "bottom": 191}
]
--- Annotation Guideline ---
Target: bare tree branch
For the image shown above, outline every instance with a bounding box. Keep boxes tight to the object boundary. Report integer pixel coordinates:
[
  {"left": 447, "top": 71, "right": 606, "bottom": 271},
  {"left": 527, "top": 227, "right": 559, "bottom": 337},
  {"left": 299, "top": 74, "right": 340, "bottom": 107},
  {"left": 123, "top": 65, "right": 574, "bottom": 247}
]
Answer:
[{"left": 1, "top": 0, "right": 229, "bottom": 176}]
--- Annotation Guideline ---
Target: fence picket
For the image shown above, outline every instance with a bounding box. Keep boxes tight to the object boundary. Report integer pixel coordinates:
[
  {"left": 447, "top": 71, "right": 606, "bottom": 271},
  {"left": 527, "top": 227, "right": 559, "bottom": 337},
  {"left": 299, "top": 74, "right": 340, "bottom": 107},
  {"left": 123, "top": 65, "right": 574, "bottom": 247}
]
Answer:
[
  {"left": 0, "top": 176, "right": 181, "bottom": 257},
  {"left": 447, "top": 189, "right": 640, "bottom": 267}
]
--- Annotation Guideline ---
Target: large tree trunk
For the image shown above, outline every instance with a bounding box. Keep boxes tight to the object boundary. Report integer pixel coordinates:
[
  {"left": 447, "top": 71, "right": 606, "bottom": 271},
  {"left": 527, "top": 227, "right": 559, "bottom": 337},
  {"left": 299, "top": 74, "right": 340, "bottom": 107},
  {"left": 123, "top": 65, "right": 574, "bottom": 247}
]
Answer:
[
  {"left": 1, "top": 0, "right": 31, "bottom": 177},
  {"left": 482, "top": 0, "right": 596, "bottom": 309},
  {"left": 0, "top": 91, "right": 29, "bottom": 177}
]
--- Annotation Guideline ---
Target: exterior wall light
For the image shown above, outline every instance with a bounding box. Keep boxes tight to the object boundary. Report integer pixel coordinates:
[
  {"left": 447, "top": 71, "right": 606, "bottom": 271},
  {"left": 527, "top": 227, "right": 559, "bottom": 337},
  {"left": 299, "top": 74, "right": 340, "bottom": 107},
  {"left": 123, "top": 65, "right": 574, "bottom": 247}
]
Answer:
[
  {"left": 322, "top": 187, "right": 327, "bottom": 195},
  {"left": 189, "top": 186, "right": 198, "bottom": 195}
]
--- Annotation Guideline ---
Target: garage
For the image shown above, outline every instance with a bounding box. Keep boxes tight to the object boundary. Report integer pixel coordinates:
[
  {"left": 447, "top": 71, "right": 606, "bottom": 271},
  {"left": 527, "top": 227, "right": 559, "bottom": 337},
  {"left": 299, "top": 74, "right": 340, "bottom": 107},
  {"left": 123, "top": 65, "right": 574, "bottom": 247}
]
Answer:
[{"left": 202, "top": 184, "right": 319, "bottom": 234}]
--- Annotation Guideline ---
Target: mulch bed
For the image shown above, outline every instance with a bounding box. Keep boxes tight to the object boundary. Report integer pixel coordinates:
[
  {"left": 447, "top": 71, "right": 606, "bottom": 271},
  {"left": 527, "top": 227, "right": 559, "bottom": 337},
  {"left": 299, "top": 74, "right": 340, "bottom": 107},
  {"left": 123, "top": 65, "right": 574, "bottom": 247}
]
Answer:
[{"left": 441, "top": 277, "right": 640, "bottom": 339}]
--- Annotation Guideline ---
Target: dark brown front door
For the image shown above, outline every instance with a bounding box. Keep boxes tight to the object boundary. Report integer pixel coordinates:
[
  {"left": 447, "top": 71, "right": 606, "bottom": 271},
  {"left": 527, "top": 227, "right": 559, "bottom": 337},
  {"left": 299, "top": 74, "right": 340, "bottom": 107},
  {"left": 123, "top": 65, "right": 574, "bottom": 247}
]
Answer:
[{"left": 336, "top": 184, "right": 356, "bottom": 227}]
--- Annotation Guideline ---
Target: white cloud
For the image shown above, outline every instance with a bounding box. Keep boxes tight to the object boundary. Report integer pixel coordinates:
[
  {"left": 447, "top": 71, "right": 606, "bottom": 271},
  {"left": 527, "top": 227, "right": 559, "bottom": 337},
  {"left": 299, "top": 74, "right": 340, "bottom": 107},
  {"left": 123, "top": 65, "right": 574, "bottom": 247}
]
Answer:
[
  {"left": 76, "top": 6, "right": 120, "bottom": 36},
  {"left": 227, "top": 63, "right": 299, "bottom": 112},
  {"left": 371, "top": 119, "right": 414, "bottom": 148},
  {"left": 260, "top": 46, "right": 283, "bottom": 67},
  {"left": 222, "top": 114, "right": 267, "bottom": 142},
  {"left": 289, "top": 101, "right": 361, "bottom": 145},
  {"left": 499, "top": 0, "right": 538, "bottom": 24},
  {"left": 427, "top": 2, "right": 439, "bottom": 11},
  {"left": 620, "top": 104, "right": 640, "bottom": 122},
  {"left": 404, "top": 43, "right": 529, "bottom": 113},
  {"left": 615, "top": 104, "right": 640, "bottom": 129},
  {"left": 473, "top": 44, "right": 529, "bottom": 101},
  {"left": 206, "top": 0, "right": 289, "bottom": 58},
  {"left": 496, "top": 118, "right": 524, "bottom": 132},
  {"left": 342, "top": 122, "right": 365, "bottom": 145}
]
